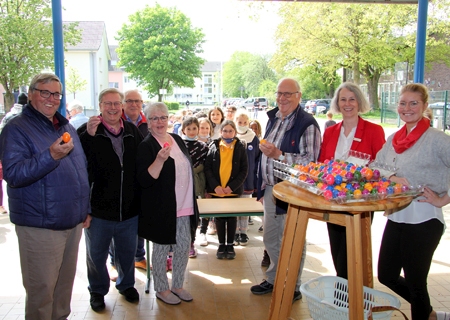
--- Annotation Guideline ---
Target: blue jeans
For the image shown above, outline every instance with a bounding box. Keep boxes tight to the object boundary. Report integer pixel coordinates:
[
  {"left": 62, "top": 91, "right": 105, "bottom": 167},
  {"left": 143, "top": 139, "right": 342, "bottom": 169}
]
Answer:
[
  {"left": 109, "top": 236, "right": 145, "bottom": 263},
  {"left": 85, "top": 216, "right": 138, "bottom": 295}
]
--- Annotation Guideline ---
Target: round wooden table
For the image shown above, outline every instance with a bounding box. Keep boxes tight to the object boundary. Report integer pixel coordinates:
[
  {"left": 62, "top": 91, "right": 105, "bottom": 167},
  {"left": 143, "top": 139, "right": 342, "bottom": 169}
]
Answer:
[{"left": 269, "top": 181, "right": 412, "bottom": 320}]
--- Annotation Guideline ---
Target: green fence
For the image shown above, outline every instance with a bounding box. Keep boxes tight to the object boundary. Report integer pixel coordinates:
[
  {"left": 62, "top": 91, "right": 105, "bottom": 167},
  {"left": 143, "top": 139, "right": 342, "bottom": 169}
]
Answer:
[{"left": 381, "top": 90, "right": 449, "bottom": 131}]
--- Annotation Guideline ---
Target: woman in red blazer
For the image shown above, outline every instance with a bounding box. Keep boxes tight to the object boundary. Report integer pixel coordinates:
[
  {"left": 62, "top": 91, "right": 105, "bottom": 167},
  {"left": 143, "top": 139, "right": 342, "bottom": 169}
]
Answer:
[{"left": 318, "top": 82, "right": 386, "bottom": 279}]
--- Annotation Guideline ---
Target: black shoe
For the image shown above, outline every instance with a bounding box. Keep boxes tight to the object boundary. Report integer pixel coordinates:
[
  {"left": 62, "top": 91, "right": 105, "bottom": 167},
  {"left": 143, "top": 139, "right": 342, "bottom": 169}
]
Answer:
[
  {"left": 240, "top": 233, "right": 249, "bottom": 246},
  {"left": 119, "top": 287, "right": 140, "bottom": 303},
  {"left": 226, "top": 244, "right": 235, "bottom": 259},
  {"left": 248, "top": 217, "right": 254, "bottom": 225},
  {"left": 261, "top": 249, "right": 270, "bottom": 267},
  {"left": 293, "top": 291, "right": 302, "bottom": 302},
  {"left": 258, "top": 225, "right": 264, "bottom": 233},
  {"left": 233, "top": 233, "right": 240, "bottom": 246},
  {"left": 217, "top": 244, "right": 227, "bottom": 259},
  {"left": 251, "top": 280, "right": 274, "bottom": 295},
  {"left": 90, "top": 292, "right": 105, "bottom": 312}
]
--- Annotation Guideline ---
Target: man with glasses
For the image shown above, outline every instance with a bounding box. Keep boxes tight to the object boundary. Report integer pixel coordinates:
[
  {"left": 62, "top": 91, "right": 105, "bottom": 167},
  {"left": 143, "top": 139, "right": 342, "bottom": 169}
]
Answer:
[
  {"left": 251, "top": 78, "right": 321, "bottom": 302},
  {"left": 77, "top": 88, "right": 143, "bottom": 311},
  {"left": 105, "top": 89, "right": 148, "bottom": 276},
  {"left": 0, "top": 73, "right": 91, "bottom": 319}
]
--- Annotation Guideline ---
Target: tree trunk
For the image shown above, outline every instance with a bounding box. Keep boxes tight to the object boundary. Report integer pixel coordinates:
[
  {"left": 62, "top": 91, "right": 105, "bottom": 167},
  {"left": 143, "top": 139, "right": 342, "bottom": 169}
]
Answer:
[
  {"left": 3, "top": 91, "right": 15, "bottom": 113},
  {"left": 367, "top": 75, "right": 381, "bottom": 110},
  {"left": 353, "top": 62, "right": 361, "bottom": 84}
]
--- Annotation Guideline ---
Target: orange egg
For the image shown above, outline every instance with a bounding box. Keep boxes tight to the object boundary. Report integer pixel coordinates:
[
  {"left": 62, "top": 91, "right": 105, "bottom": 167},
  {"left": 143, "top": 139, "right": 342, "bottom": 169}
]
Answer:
[
  {"left": 354, "top": 189, "right": 362, "bottom": 199},
  {"left": 62, "top": 132, "right": 71, "bottom": 143},
  {"left": 364, "top": 183, "right": 373, "bottom": 191},
  {"left": 364, "top": 168, "right": 373, "bottom": 180},
  {"left": 260, "top": 139, "right": 267, "bottom": 144}
]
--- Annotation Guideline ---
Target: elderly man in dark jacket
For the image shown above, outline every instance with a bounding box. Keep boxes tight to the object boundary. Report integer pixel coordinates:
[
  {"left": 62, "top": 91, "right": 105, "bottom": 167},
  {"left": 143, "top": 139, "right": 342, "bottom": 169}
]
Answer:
[
  {"left": 0, "top": 73, "right": 91, "bottom": 320},
  {"left": 77, "top": 88, "right": 143, "bottom": 312}
]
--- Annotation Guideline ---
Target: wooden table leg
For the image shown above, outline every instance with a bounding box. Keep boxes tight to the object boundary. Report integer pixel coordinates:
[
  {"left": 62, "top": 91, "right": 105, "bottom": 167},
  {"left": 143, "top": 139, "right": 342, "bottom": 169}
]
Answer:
[
  {"left": 268, "top": 205, "right": 309, "bottom": 320},
  {"left": 360, "top": 211, "right": 373, "bottom": 288},
  {"left": 346, "top": 214, "right": 365, "bottom": 320}
]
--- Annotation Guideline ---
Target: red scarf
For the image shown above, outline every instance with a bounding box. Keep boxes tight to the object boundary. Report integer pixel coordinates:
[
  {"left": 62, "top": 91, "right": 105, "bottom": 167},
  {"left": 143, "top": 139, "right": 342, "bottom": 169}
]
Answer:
[{"left": 392, "top": 117, "right": 430, "bottom": 154}]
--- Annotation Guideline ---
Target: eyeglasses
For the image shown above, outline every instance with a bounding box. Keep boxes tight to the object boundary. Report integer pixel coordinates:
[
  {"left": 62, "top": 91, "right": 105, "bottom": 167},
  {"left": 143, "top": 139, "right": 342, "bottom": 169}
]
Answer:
[
  {"left": 150, "top": 116, "right": 169, "bottom": 122},
  {"left": 398, "top": 101, "right": 421, "bottom": 109},
  {"left": 222, "top": 129, "right": 235, "bottom": 133},
  {"left": 275, "top": 91, "right": 299, "bottom": 98},
  {"left": 102, "top": 101, "right": 123, "bottom": 107},
  {"left": 34, "top": 88, "right": 63, "bottom": 100},
  {"left": 125, "top": 99, "right": 143, "bottom": 104},
  {"left": 226, "top": 110, "right": 236, "bottom": 113}
]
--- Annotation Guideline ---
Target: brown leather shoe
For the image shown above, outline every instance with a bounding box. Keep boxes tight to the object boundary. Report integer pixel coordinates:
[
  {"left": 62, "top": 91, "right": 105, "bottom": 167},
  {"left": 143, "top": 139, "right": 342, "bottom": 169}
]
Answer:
[{"left": 135, "top": 259, "right": 147, "bottom": 270}]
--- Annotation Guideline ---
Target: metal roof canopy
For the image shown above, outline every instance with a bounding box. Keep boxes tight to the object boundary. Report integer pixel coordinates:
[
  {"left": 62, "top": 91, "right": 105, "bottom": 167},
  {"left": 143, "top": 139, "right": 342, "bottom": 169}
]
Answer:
[
  {"left": 51, "top": 0, "right": 428, "bottom": 116},
  {"left": 255, "top": 0, "right": 418, "bottom": 3}
]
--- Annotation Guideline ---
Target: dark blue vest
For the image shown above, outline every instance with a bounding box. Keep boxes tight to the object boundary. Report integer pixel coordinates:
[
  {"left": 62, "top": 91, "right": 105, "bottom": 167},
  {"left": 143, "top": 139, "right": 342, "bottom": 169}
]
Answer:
[{"left": 258, "top": 105, "right": 320, "bottom": 214}]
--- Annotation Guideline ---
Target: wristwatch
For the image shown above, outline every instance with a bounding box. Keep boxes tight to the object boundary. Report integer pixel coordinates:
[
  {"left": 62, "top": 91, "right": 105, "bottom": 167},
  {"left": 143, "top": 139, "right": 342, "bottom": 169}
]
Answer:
[{"left": 278, "top": 151, "right": 285, "bottom": 161}]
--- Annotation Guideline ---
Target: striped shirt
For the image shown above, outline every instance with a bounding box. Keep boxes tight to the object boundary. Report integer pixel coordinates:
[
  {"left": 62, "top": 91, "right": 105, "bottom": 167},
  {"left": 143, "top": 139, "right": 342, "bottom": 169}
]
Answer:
[{"left": 261, "top": 108, "right": 321, "bottom": 188}]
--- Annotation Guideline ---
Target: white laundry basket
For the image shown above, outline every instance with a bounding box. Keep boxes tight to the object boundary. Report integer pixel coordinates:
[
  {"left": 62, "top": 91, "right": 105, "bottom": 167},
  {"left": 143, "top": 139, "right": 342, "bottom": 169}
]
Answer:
[{"left": 300, "top": 276, "right": 401, "bottom": 320}]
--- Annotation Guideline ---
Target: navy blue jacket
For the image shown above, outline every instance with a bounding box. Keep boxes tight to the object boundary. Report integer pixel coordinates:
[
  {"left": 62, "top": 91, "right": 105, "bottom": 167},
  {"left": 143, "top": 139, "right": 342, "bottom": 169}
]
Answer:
[
  {"left": 0, "top": 105, "right": 90, "bottom": 230},
  {"left": 257, "top": 105, "right": 319, "bottom": 213}
]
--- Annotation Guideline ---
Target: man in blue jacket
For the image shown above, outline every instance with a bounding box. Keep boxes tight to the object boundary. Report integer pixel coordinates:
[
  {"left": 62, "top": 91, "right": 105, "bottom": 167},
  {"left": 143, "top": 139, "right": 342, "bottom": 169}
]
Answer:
[{"left": 0, "top": 73, "right": 91, "bottom": 319}]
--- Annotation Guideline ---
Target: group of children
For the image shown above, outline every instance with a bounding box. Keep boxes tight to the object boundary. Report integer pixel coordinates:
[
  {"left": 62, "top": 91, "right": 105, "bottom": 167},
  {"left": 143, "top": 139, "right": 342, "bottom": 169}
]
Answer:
[{"left": 170, "top": 106, "right": 263, "bottom": 259}]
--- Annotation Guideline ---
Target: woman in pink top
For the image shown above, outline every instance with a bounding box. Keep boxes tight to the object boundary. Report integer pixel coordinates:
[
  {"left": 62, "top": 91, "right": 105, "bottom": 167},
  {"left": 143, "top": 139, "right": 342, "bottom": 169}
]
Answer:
[{"left": 137, "top": 102, "right": 199, "bottom": 306}]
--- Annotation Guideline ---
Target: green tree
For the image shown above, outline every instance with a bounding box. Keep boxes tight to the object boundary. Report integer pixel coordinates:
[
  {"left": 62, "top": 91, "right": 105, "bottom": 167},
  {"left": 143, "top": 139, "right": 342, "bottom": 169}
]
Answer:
[
  {"left": 223, "top": 52, "right": 277, "bottom": 98},
  {"left": 116, "top": 4, "right": 205, "bottom": 102},
  {"left": 273, "top": 2, "right": 416, "bottom": 109},
  {"left": 0, "top": 0, "right": 80, "bottom": 111},
  {"left": 222, "top": 52, "right": 253, "bottom": 98},
  {"left": 258, "top": 79, "right": 277, "bottom": 106},
  {"left": 65, "top": 67, "right": 87, "bottom": 99}
]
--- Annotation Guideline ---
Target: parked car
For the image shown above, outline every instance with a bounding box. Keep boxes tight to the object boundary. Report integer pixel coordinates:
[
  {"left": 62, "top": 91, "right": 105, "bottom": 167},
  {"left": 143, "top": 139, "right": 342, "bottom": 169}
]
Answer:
[
  {"left": 238, "top": 97, "right": 268, "bottom": 110},
  {"left": 306, "top": 99, "right": 331, "bottom": 115},
  {"left": 300, "top": 100, "right": 308, "bottom": 110}
]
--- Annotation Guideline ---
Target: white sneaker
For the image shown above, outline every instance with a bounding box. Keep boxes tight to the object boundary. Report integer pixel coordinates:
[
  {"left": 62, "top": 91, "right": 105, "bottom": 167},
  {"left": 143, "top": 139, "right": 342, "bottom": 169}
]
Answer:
[
  {"left": 199, "top": 233, "right": 208, "bottom": 246},
  {"left": 207, "top": 221, "right": 216, "bottom": 235}
]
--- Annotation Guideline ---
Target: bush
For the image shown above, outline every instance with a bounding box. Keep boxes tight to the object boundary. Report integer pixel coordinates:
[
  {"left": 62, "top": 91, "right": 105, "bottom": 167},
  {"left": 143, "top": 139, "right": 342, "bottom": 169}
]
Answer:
[{"left": 164, "top": 102, "right": 180, "bottom": 111}]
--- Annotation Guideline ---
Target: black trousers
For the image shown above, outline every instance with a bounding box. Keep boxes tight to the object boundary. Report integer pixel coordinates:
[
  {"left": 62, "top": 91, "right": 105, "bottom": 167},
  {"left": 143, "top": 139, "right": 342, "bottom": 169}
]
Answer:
[
  {"left": 215, "top": 217, "right": 237, "bottom": 245},
  {"left": 378, "top": 218, "right": 443, "bottom": 320},
  {"left": 327, "top": 212, "right": 374, "bottom": 280}
]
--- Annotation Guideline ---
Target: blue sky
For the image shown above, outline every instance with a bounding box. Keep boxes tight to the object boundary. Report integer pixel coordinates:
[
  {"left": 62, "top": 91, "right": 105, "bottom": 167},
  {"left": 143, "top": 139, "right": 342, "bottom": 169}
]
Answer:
[{"left": 61, "top": 0, "right": 281, "bottom": 62}]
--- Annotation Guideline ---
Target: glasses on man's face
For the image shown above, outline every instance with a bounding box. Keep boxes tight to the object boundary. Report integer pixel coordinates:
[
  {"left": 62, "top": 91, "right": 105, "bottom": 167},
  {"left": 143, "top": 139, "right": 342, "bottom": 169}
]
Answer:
[
  {"left": 125, "top": 99, "right": 143, "bottom": 105},
  {"left": 150, "top": 116, "right": 169, "bottom": 123},
  {"left": 275, "top": 91, "right": 299, "bottom": 98},
  {"left": 398, "top": 101, "right": 421, "bottom": 109},
  {"left": 227, "top": 110, "right": 236, "bottom": 113},
  {"left": 34, "top": 88, "right": 63, "bottom": 100},
  {"left": 102, "top": 101, "right": 123, "bottom": 108},
  {"left": 222, "top": 129, "right": 235, "bottom": 134}
]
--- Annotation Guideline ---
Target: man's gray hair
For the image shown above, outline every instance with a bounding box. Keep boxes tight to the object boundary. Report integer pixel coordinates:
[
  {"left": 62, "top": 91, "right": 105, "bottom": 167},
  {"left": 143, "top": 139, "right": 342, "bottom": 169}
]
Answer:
[{"left": 67, "top": 100, "right": 83, "bottom": 112}]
